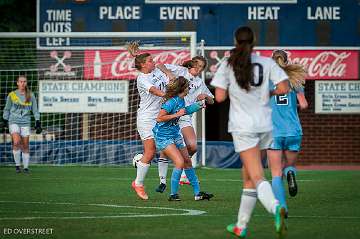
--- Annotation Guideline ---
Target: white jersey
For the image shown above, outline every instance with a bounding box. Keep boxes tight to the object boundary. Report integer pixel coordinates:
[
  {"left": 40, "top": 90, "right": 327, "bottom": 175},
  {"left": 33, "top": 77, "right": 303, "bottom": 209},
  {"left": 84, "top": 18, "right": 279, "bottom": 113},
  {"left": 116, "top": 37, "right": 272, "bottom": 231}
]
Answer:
[
  {"left": 210, "top": 54, "right": 288, "bottom": 133},
  {"left": 137, "top": 68, "right": 169, "bottom": 121},
  {"left": 164, "top": 64, "right": 214, "bottom": 106}
]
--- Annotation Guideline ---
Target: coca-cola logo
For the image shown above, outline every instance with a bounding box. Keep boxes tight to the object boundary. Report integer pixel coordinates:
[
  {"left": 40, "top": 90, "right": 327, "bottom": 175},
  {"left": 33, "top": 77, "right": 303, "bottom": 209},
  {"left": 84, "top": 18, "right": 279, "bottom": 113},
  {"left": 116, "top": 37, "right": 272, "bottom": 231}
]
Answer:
[
  {"left": 288, "top": 51, "right": 350, "bottom": 78},
  {"left": 206, "top": 49, "right": 358, "bottom": 80},
  {"left": 84, "top": 50, "right": 191, "bottom": 80}
]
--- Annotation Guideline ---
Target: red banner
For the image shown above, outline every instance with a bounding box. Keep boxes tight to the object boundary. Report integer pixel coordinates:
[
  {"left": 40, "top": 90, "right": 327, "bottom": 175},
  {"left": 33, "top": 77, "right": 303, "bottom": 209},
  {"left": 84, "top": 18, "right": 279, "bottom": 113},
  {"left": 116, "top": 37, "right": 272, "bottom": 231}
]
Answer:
[
  {"left": 207, "top": 49, "right": 359, "bottom": 80},
  {"left": 84, "top": 50, "right": 191, "bottom": 80}
]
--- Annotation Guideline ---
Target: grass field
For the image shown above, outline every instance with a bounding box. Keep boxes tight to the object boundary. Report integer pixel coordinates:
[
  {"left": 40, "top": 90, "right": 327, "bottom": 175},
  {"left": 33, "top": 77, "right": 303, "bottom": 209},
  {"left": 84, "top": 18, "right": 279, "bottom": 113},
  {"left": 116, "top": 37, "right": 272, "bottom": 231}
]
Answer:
[{"left": 1, "top": 166, "right": 360, "bottom": 239}]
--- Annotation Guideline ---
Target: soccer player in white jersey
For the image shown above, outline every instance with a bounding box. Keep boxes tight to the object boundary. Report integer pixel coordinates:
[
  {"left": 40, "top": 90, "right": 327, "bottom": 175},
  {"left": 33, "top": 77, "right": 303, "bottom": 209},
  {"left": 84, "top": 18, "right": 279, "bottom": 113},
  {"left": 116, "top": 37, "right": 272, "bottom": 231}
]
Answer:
[
  {"left": 127, "top": 42, "right": 172, "bottom": 200},
  {"left": 210, "top": 26, "right": 289, "bottom": 237},
  {"left": 267, "top": 50, "right": 308, "bottom": 217},
  {"left": 155, "top": 56, "right": 214, "bottom": 193}
]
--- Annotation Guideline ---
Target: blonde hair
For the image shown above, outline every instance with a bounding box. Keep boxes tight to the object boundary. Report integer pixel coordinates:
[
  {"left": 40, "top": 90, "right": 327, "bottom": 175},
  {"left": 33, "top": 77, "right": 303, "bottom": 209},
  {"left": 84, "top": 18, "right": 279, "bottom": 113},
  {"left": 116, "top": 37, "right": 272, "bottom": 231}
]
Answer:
[
  {"left": 18, "top": 75, "right": 31, "bottom": 103},
  {"left": 272, "top": 50, "right": 306, "bottom": 90},
  {"left": 126, "top": 41, "right": 151, "bottom": 70},
  {"left": 163, "top": 76, "right": 189, "bottom": 102}
]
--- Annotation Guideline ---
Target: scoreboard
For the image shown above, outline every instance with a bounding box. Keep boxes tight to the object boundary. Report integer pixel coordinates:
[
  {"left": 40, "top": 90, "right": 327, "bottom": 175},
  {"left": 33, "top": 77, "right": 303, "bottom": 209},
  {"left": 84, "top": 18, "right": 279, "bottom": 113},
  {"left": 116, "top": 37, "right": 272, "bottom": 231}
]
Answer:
[{"left": 37, "top": 0, "right": 360, "bottom": 47}]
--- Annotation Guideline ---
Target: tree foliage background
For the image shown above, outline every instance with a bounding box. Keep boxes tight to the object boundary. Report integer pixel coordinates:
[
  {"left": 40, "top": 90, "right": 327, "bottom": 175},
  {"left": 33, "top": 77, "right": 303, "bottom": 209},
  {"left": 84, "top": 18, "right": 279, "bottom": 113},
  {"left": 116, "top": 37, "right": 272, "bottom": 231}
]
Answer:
[{"left": 0, "top": 0, "right": 36, "bottom": 32}]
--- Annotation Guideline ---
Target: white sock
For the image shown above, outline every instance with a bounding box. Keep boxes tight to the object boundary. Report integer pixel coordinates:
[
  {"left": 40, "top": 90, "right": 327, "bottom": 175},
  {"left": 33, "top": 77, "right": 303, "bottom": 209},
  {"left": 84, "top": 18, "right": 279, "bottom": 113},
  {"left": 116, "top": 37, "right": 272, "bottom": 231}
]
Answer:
[
  {"left": 237, "top": 189, "right": 257, "bottom": 228},
  {"left": 256, "top": 180, "right": 279, "bottom": 214},
  {"left": 22, "top": 152, "right": 30, "bottom": 169},
  {"left": 158, "top": 158, "right": 169, "bottom": 184},
  {"left": 13, "top": 150, "right": 21, "bottom": 166},
  {"left": 135, "top": 161, "right": 150, "bottom": 186}
]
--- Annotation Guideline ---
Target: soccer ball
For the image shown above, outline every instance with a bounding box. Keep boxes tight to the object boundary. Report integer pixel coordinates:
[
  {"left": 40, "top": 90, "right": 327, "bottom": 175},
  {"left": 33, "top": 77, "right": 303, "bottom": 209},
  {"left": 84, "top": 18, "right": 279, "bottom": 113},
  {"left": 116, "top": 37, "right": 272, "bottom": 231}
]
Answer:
[{"left": 132, "top": 153, "right": 143, "bottom": 168}]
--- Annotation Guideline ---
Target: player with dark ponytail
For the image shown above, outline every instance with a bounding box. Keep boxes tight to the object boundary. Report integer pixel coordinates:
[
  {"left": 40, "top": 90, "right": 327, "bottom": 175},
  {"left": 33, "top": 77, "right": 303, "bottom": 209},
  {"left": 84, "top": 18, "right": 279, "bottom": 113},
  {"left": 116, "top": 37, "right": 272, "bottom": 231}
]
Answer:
[{"left": 211, "top": 26, "right": 289, "bottom": 237}]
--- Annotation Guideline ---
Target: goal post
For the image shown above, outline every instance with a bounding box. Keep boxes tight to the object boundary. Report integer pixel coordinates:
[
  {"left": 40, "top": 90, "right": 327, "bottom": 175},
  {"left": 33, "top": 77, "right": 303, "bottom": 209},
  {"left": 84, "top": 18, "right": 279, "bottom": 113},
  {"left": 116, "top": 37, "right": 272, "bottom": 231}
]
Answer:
[{"left": 0, "top": 31, "right": 199, "bottom": 166}]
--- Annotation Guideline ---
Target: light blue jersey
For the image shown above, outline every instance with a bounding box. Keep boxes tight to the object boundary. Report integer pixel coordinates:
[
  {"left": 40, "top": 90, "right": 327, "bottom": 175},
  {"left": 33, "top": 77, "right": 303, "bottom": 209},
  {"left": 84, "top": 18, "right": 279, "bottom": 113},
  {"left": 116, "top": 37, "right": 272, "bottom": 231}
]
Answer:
[
  {"left": 153, "top": 96, "right": 186, "bottom": 151},
  {"left": 270, "top": 83, "right": 303, "bottom": 137}
]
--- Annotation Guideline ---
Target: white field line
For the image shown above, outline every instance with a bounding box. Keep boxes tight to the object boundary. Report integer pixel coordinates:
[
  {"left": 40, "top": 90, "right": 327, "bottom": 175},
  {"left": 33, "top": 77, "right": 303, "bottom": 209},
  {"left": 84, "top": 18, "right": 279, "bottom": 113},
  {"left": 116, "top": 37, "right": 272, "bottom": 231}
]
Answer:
[{"left": 0, "top": 201, "right": 206, "bottom": 220}]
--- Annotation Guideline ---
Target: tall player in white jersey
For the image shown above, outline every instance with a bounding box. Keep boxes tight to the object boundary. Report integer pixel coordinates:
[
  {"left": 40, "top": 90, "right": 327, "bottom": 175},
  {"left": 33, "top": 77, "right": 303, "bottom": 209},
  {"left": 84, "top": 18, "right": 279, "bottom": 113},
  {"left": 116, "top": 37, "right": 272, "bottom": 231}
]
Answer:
[
  {"left": 127, "top": 42, "right": 173, "bottom": 200},
  {"left": 210, "top": 26, "right": 289, "bottom": 237},
  {"left": 155, "top": 56, "right": 214, "bottom": 193}
]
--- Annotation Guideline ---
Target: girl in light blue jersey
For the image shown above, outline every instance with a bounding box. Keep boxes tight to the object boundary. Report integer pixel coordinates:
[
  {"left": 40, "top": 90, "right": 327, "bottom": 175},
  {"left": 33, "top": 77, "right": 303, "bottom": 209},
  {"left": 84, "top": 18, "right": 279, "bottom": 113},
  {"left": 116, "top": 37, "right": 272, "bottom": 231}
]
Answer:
[
  {"left": 2, "top": 76, "right": 42, "bottom": 173},
  {"left": 153, "top": 76, "right": 213, "bottom": 201},
  {"left": 155, "top": 56, "right": 214, "bottom": 192},
  {"left": 267, "top": 50, "right": 308, "bottom": 217}
]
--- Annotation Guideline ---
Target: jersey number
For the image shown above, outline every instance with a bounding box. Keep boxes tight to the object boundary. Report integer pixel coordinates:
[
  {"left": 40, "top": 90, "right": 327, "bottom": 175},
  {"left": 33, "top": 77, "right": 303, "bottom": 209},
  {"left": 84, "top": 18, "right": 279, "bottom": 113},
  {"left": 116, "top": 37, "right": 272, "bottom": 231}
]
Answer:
[
  {"left": 250, "top": 63, "right": 263, "bottom": 87},
  {"left": 275, "top": 94, "right": 288, "bottom": 105}
]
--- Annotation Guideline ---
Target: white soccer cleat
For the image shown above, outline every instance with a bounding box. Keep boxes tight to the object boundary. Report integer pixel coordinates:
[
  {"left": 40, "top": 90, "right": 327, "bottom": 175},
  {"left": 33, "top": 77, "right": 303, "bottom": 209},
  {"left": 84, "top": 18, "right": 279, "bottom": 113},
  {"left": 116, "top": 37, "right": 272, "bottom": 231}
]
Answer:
[{"left": 132, "top": 153, "right": 143, "bottom": 168}]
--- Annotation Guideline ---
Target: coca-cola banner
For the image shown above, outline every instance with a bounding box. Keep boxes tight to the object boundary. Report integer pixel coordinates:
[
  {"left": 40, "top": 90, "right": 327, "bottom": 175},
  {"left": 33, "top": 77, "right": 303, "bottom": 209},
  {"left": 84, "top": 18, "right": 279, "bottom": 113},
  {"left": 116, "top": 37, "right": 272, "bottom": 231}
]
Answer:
[
  {"left": 206, "top": 49, "right": 359, "bottom": 80},
  {"left": 84, "top": 50, "right": 191, "bottom": 80}
]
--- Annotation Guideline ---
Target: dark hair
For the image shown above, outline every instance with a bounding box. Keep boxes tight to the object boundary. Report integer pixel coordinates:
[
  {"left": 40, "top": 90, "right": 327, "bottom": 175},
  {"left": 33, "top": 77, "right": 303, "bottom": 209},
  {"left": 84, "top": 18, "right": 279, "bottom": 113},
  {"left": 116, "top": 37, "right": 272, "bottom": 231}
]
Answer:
[
  {"left": 126, "top": 41, "right": 151, "bottom": 70},
  {"left": 17, "top": 75, "right": 31, "bottom": 103},
  {"left": 163, "top": 76, "right": 189, "bottom": 101},
  {"left": 182, "top": 55, "right": 207, "bottom": 70},
  {"left": 227, "top": 26, "right": 255, "bottom": 91}
]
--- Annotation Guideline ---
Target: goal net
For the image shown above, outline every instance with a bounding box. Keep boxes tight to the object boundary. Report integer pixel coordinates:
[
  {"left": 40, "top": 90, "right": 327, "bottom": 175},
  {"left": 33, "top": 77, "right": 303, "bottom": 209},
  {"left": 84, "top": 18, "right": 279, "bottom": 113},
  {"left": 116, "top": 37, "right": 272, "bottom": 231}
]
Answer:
[{"left": 0, "top": 32, "right": 197, "bottom": 166}]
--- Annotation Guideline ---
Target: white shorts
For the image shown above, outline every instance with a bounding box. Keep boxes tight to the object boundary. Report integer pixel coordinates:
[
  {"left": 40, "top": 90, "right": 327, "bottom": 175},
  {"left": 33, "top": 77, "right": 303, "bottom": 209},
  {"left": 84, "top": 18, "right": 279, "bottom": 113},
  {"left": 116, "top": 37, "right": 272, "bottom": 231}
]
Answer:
[
  {"left": 137, "top": 118, "right": 156, "bottom": 141},
  {"left": 178, "top": 115, "right": 192, "bottom": 130},
  {"left": 231, "top": 131, "right": 273, "bottom": 153},
  {"left": 9, "top": 124, "right": 31, "bottom": 137}
]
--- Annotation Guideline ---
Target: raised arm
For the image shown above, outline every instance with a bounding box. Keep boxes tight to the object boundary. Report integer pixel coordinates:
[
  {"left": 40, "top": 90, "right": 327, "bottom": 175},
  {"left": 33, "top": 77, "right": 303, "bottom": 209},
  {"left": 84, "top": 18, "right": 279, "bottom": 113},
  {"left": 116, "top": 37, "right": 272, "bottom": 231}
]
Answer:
[
  {"left": 149, "top": 86, "right": 166, "bottom": 97},
  {"left": 156, "top": 64, "right": 176, "bottom": 81}
]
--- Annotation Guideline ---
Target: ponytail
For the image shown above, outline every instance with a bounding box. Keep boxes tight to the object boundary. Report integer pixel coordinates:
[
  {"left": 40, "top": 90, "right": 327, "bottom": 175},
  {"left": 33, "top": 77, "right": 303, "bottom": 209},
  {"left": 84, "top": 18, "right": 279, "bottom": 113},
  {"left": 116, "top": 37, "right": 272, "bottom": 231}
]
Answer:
[
  {"left": 25, "top": 85, "right": 31, "bottom": 103},
  {"left": 126, "top": 41, "right": 151, "bottom": 70},
  {"left": 228, "top": 26, "right": 255, "bottom": 92},
  {"left": 272, "top": 50, "right": 306, "bottom": 90}
]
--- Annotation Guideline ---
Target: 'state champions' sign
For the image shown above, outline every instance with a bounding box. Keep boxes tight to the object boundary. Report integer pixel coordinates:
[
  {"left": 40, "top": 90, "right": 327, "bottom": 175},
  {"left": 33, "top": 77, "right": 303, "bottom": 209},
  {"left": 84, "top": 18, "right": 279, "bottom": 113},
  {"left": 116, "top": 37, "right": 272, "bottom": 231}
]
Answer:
[
  {"left": 315, "top": 81, "right": 360, "bottom": 114},
  {"left": 39, "top": 80, "right": 129, "bottom": 113}
]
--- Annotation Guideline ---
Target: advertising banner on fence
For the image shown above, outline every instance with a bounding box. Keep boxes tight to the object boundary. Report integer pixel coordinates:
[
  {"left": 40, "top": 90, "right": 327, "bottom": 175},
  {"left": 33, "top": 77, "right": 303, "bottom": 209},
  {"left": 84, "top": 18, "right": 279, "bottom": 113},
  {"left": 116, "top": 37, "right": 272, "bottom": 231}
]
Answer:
[
  {"left": 315, "top": 81, "right": 360, "bottom": 113},
  {"left": 38, "top": 50, "right": 84, "bottom": 79},
  {"left": 83, "top": 49, "right": 191, "bottom": 80},
  {"left": 39, "top": 80, "right": 129, "bottom": 113},
  {"left": 206, "top": 49, "right": 359, "bottom": 80}
]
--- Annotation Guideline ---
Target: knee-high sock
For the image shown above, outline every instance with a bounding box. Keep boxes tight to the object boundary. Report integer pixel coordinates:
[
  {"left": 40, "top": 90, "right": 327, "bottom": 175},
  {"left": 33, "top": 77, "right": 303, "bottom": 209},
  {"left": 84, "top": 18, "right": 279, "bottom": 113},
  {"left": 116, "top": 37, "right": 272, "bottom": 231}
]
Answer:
[
  {"left": 256, "top": 180, "right": 279, "bottom": 215},
  {"left": 184, "top": 168, "right": 200, "bottom": 196},
  {"left": 237, "top": 189, "right": 257, "bottom": 228},
  {"left": 170, "top": 168, "right": 182, "bottom": 195},
  {"left": 13, "top": 150, "right": 21, "bottom": 166},
  {"left": 158, "top": 158, "right": 169, "bottom": 184},
  {"left": 135, "top": 161, "right": 150, "bottom": 186},
  {"left": 272, "top": 176, "right": 287, "bottom": 210},
  {"left": 22, "top": 152, "right": 30, "bottom": 169},
  {"left": 283, "top": 166, "right": 297, "bottom": 176}
]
